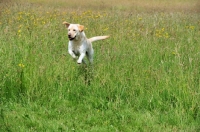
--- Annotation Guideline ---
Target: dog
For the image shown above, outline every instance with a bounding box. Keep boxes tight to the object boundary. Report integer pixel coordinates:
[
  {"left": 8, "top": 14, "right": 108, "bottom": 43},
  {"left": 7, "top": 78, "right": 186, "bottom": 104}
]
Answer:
[{"left": 63, "top": 22, "right": 109, "bottom": 64}]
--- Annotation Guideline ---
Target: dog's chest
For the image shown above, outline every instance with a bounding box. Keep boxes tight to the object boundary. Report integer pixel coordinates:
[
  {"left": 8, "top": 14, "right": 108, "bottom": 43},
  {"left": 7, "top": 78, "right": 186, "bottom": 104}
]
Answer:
[
  {"left": 70, "top": 42, "right": 81, "bottom": 55},
  {"left": 73, "top": 49, "right": 80, "bottom": 56}
]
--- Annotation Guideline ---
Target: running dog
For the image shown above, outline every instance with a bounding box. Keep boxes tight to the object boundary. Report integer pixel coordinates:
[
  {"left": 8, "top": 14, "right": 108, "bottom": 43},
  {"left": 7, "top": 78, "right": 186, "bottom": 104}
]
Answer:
[{"left": 63, "top": 22, "right": 109, "bottom": 64}]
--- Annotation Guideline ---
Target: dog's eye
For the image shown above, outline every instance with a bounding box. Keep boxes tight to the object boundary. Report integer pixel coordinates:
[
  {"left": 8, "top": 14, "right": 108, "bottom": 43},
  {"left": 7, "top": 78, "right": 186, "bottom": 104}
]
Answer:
[{"left": 73, "top": 29, "right": 76, "bottom": 31}]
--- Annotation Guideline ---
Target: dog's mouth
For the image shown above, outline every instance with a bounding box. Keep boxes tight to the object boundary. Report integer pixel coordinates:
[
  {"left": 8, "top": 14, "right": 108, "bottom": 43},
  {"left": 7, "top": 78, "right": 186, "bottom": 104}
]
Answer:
[{"left": 68, "top": 36, "right": 76, "bottom": 41}]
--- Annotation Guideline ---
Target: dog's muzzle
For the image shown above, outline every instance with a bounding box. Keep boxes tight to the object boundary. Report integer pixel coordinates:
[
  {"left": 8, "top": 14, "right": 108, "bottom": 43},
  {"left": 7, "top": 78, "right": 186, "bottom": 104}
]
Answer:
[{"left": 68, "top": 35, "right": 76, "bottom": 41}]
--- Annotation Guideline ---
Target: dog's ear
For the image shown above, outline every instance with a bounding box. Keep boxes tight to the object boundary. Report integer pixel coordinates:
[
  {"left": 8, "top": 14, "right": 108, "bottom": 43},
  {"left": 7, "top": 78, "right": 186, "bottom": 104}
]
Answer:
[
  {"left": 78, "top": 25, "right": 84, "bottom": 32},
  {"left": 63, "top": 21, "right": 70, "bottom": 28}
]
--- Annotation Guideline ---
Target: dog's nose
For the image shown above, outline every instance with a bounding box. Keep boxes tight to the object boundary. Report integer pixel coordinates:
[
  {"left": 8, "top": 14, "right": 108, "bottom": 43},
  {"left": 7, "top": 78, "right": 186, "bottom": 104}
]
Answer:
[{"left": 68, "top": 34, "right": 71, "bottom": 38}]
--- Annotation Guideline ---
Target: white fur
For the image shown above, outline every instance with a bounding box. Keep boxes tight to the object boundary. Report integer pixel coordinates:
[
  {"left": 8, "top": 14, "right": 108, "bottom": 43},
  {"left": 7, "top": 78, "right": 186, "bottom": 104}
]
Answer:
[{"left": 63, "top": 22, "right": 109, "bottom": 64}]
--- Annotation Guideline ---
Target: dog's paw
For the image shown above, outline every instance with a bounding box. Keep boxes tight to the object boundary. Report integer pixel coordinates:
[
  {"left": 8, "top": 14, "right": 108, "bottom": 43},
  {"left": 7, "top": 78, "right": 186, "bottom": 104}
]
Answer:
[
  {"left": 72, "top": 56, "right": 77, "bottom": 59},
  {"left": 77, "top": 60, "right": 82, "bottom": 64}
]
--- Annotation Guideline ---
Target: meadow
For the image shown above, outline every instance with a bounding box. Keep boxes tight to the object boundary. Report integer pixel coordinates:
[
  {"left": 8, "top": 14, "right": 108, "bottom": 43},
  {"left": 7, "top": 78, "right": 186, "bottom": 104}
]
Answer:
[{"left": 0, "top": 0, "right": 200, "bottom": 131}]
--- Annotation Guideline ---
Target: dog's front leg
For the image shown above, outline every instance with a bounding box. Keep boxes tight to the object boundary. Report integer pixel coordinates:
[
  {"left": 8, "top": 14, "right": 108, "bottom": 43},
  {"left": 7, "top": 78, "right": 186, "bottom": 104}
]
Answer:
[
  {"left": 77, "top": 53, "right": 86, "bottom": 64},
  {"left": 68, "top": 49, "right": 77, "bottom": 59}
]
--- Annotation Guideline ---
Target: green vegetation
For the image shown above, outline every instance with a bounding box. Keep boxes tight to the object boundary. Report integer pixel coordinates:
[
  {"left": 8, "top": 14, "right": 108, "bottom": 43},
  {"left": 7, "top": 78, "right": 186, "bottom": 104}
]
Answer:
[{"left": 0, "top": 0, "right": 200, "bottom": 131}]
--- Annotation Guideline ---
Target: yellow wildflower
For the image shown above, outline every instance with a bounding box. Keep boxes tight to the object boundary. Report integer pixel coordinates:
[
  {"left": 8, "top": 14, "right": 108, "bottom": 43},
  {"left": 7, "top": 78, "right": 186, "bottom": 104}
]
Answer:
[
  {"left": 165, "top": 33, "right": 169, "bottom": 38},
  {"left": 190, "top": 26, "right": 195, "bottom": 30},
  {"left": 103, "top": 27, "right": 109, "bottom": 31},
  {"left": 18, "top": 63, "right": 25, "bottom": 68}
]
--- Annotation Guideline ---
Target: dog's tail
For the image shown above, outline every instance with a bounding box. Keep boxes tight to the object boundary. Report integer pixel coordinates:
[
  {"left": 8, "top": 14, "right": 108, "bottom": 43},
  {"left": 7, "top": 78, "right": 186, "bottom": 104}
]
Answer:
[{"left": 89, "top": 36, "right": 109, "bottom": 43}]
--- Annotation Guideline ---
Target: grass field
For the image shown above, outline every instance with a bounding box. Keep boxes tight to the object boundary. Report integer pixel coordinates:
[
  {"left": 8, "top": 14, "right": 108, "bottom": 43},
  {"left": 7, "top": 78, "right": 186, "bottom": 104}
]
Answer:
[{"left": 0, "top": 0, "right": 200, "bottom": 131}]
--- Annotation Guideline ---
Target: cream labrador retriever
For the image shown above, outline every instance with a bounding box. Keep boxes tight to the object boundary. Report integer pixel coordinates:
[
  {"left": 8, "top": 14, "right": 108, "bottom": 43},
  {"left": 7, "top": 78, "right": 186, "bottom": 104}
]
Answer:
[{"left": 63, "top": 22, "right": 109, "bottom": 64}]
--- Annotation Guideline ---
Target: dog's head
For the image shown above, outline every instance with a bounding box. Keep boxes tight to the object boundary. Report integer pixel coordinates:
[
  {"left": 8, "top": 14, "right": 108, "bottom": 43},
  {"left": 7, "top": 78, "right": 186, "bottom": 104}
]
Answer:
[{"left": 63, "top": 22, "right": 84, "bottom": 41}]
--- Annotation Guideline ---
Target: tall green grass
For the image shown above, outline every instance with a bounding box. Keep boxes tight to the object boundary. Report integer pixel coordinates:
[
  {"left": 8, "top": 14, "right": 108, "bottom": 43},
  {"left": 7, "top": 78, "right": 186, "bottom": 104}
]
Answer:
[{"left": 0, "top": 1, "right": 200, "bottom": 131}]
